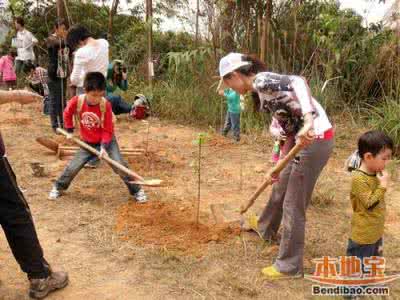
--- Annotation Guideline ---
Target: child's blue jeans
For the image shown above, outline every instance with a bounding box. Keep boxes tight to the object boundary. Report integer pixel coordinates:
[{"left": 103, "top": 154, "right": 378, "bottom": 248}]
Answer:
[
  {"left": 222, "top": 111, "right": 240, "bottom": 140},
  {"left": 55, "top": 135, "right": 141, "bottom": 196},
  {"left": 346, "top": 238, "right": 383, "bottom": 270}
]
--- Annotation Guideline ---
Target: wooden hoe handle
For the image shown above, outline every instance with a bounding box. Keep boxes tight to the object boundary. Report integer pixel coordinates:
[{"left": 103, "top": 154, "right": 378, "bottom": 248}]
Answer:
[
  {"left": 240, "top": 143, "right": 304, "bottom": 214},
  {"left": 56, "top": 128, "right": 145, "bottom": 182}
]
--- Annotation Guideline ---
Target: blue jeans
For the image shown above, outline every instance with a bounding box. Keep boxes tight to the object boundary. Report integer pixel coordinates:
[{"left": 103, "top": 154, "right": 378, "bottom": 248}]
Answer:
[
  {"left": 222, "top": 111, "right": 240, "bottom": 139},
  {"left": 55, "top": 136, "right": 141, "bottom": 195},
  {"left": 347, "top": 238, "right": 383, "bottom": 271},
  {"left": 106, "top": 95, "right": 132, "bottom": 115}
]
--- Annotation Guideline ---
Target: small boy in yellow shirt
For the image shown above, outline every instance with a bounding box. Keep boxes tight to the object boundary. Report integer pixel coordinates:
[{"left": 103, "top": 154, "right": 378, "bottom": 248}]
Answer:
[{"left": 347, "top": 130, "right": 393, "bottom": 265}]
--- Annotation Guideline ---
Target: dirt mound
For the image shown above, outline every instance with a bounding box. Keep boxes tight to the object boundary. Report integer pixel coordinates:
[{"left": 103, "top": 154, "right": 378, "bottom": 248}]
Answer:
[
  {"left": 128, "top": 151, "right": 180, "bottom": 172},
  {"left": 115, "top": 201, "right": 240, "bottom": 255}
]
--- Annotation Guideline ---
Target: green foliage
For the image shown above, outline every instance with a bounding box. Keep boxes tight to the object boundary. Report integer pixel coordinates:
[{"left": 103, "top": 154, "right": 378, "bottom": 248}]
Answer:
[
  {"left": 193, "top": 133, "right": 208, "bottom": 145},
  {"left": 367, "top": 97, "right": 400, "bottom": 147},
  {"left": 2, "top": 0, "right": 400, "bottom": 143}
]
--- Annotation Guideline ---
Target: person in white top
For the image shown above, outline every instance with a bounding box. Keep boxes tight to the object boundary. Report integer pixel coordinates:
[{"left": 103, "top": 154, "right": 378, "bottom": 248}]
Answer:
[
  {"left": 13, "top": 17, "right": 38, "bottom": 74},
  {"left": 66, "top": 25, "right": 109, "bottom": 95},
  {"left": 218, "top": 53, "right": 334, "bottom": 280}
]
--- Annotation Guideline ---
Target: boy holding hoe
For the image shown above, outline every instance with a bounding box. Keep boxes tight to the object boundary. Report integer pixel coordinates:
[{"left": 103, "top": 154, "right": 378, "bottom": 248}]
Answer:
[{"left": 48, "top": 72, "right": 147, "bottom": 203}]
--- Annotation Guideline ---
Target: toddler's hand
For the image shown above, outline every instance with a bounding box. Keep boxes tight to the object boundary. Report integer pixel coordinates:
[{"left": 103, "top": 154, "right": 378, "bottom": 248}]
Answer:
[{"left": 377, "top": 171, "right": 389, "bottom": 189}]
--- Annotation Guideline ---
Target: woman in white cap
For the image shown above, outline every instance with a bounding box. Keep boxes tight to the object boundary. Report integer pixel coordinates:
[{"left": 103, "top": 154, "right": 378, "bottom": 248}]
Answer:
[{"left": 219, "top": 53, "right": 334, "bottom": 279}]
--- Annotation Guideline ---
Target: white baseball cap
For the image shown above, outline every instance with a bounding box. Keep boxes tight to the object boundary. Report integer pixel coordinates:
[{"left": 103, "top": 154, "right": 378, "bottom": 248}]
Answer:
[{"left": 219, "top": 53, "right": 251, "bottom": 77}]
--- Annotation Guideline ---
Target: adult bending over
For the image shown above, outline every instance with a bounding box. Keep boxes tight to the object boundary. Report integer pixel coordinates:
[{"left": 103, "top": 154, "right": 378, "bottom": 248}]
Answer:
[{"left": 219, "top": 53, "right": 334, "bottom": 279}]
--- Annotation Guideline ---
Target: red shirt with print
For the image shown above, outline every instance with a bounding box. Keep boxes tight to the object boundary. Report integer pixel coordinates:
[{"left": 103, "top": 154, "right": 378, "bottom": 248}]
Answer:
[{"left": 64, "top": 96, "right": 113, "bottom": 145}]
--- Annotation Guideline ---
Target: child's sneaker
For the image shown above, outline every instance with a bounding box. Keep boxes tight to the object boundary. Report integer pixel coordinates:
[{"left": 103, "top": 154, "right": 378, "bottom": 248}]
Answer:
[
  {"left": 134, "top": 189, "right": 147, "bottom": 203},
  {"left": 48, "top": 186, "right": 62, "bottom": 200}
]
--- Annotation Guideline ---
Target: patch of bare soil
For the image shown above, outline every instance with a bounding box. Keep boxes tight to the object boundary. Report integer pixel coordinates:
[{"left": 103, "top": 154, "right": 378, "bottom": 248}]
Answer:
[{"left": 115, "top": 201, "right": 240, "bottom": 255}]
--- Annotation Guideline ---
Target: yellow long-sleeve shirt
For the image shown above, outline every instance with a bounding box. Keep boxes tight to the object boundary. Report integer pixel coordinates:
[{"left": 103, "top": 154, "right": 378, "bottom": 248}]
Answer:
[{"left": 350, "top": 170, "right": 386, "bottom": 245}]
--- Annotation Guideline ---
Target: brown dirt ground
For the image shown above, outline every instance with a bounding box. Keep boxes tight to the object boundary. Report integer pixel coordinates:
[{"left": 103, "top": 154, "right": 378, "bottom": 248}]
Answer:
[{"left": 1, "top": 101, "right": 400, "bottom": 300}]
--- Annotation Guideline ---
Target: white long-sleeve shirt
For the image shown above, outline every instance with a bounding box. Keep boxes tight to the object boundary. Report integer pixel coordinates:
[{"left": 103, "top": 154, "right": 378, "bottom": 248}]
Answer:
[
  {"left": 13, "top": 29, "right": 38, "bottom": 61},
  {"left": 70, "top": 39, "right": 109, "bottom": 87}
]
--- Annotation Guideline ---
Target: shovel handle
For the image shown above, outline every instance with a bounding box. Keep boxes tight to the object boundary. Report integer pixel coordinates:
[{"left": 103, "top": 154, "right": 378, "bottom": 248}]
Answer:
[
  {"left": 240, "top": 143, "right": 304, "bottom": 214},
  {"left": 56, "top": 128, "right": 145, "bottom": 182}
]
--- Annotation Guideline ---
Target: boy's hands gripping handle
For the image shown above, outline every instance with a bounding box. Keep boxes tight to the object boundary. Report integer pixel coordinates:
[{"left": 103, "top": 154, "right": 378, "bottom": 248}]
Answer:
[
  {"left": 57, "top": 128, "right": 161, "bottom": 186},
  {"left": 240, "top": 143, "right": 304, "bottom": 214}
]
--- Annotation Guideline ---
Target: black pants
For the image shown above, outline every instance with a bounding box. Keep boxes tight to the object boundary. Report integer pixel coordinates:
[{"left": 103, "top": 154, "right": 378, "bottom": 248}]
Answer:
[
  {"left": 48, "top": 78, "right": 66, "bottom": 129},
  {"left": 0, "top": 157, "right": 51, "bottom": 279}
]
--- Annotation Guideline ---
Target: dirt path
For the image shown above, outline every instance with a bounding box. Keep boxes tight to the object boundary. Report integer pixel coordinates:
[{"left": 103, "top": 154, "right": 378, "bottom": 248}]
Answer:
[{"left": 1, "top": 102, "right": 399, "bottom": 299}]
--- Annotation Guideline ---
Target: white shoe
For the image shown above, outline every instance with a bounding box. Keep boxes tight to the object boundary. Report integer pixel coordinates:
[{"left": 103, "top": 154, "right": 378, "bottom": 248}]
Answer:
[
  {"left": 134, "top": 189, "right": 147, "bottom": 203},
  {"left": 48, "top": 186, "right": 61, "bottom": 200}
]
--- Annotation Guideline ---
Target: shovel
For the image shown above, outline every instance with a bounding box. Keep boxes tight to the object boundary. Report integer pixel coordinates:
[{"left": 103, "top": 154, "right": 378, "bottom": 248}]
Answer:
[{"left": 56, "top": 128, "right": 163, "bottom": 187}]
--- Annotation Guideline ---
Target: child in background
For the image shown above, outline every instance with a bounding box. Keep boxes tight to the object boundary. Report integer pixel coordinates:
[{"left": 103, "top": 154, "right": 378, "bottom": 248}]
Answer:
[
  {"left": 217, "top": 79, "right": 241, "bottom": 142},
  {"left": 269, "top": 118, "right": 296, "bottom": 163},
  {"left": 25, "top": 63, "right": 49, "bottom": 97},
  {"left": 347, "top": 130, "right": 393, "bottom": 272},
  {"left": 25, "top": 62, "right": 50, "bottom": 114},
  {"left": 0, "top": 50, "right": 17, "bottom": 89},
  {"left": 48, "top": 72, "right": 147, "bottom": 203}
]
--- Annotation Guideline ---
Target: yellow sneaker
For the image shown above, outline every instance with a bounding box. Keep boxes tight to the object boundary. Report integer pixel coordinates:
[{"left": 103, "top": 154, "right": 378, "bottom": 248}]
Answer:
[
  {"left": 248, "top": 214, "right": 259, "bottom": 232},
  {"left": 261, "top": 265, "right": 302, "bottom": 280}
]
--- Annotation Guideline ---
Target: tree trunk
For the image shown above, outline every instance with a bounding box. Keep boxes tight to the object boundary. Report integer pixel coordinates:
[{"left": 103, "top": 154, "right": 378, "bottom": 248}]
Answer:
[
  {"left": 260, "top": 0, "right": 272, "bottom": 63},
  {"left": 195, "top": 0, "right": 200, "bottom": 47},
  {"left": 108, "top": 0, "right": 119, "bottom": 43},
  {"left": 220, "top": 1, "right": 236, "bottom": 52},
  {"left": 146, "top": 0, "right": 153, "bottom": 88},
  {"left": 56, "top": 0, "right": 71, "bottom": 27}
]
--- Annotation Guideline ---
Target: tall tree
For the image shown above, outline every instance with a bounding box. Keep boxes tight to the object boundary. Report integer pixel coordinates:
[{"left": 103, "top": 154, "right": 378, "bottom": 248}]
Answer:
[
  {"left": 220, "top": 0, "right": 236, "bottom": 52},
  {"left": 56, "top": 0, "right": 70, "bottom": 27},
  {"left": 108, "top": 0, "right": 119, "bottom": 42}
]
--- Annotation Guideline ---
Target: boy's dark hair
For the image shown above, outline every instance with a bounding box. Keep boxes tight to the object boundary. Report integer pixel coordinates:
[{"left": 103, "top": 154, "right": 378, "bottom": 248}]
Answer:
[
  {"left": 9, "top": 49, "right": 17, "bottom": 57},
  {"left": 358, "top": 130, "right": 393, "bottom": 159},
  {"left": 24, "top": 62, "right": 36, "bottom": 73},
  {"left": 66, "top": 24, "right": 91, "bottom": 51},
  {"left": 84, "top": 72, "right": 106, "bottom": 92},
  {"left": 15, "top": 17, "right": 24, "bottom": 27}
]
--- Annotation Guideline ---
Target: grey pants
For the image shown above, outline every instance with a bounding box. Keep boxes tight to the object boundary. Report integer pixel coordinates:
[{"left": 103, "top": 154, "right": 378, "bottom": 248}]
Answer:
[
  {"left": 55, "top": 136, "right": 141, "bottom": 195},
  {"left": 258, "top": 138, "right": 334, "bottom": 274},
  {"left": 222, "top": 111, "right": 240, "bottom": 139}
]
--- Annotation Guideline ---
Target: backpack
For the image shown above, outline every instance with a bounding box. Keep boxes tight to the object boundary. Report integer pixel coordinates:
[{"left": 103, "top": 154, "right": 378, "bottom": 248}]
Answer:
[
  {"left": 75, "top": 94, "right": 112, "bottom": 128},
  {"left": 345, "top": 150, "right": 361, "bottom": 172},
  {"left": 131, "top": 94, "right": 150, "bottom": 120}
]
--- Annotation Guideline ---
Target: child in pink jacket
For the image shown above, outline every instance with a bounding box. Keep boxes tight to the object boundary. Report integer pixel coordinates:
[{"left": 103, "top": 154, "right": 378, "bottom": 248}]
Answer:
[{"left": 0, "top": 50, "right": 17, "bottom": 89}]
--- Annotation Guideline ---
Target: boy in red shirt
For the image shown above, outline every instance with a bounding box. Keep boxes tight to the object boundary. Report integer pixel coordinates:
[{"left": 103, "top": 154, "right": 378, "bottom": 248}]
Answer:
[{"left": 48, "top": 72, "right": 147, "bottom": 203}]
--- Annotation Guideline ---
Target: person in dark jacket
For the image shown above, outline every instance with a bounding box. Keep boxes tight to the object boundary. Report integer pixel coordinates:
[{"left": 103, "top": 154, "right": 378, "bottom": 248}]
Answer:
[{"left": 46, "top": 20, "right": 69, "bottom": 133}]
